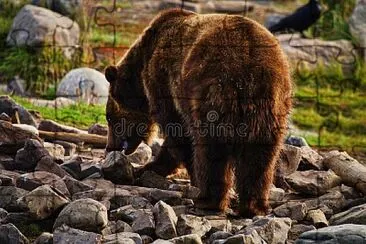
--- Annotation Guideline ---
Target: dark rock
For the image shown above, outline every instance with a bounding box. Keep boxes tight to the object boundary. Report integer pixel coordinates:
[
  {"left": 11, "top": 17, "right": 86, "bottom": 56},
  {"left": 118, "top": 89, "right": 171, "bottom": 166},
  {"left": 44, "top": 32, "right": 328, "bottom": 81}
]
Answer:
[
  {"left": 0, "top": 223, "right": 29, "bottom": 244},
  {"left": 33, "top": 232, "right": 53, "bottom": 244},
  {"left": 273, "top": 202, "right": 308, "bottom": 221},
  {"left": 288, "top": 224, "right": 315, "bottom": 241},
  {"left": 62, "top": 175, "right": 93, "bottom": 195},
  {"left": 132, "top": 210, "right": 156, "bottom": 236},
  {"left": 101, "top": 220, "right": 133, "bottom": 236},
  {"left": 150, "top": 138, "right": 164, "bottom": 156},
  {"left": 103, "top": 151, "right": 134, "bottom": 185},
  {"left": 139, "top": 170, "right": 172, "bottom": 190},
  {"left": 16, "top": 171, "right": 70, "bottom": 198},
  {"left": 0, "top": 186, "right": 28, "bottom": 211},
  {"left": 53, "top": 224, "right": 102, "bottom": 244},
  {"left": 209, "top": 231, "right": 232, "bottom": 243},
  {"left": 153, "top": 200, "right": 178, "bottom": 239},
  {"left": 35, "top": 156, "right": 70, "bottom": 178},
  {"left": 0, "top": 169, "right": 20, "bottom": 186},
  {"left": 0, "top": 95, "right": 36, "bottom": 126},
  {"left": 176, "top": 214, "right": 211, "bottom": 237},
  {"left": 298, "top": 146, "right": 324, "bottom": 170},
  {"left": 103, "top": 232, "right": 142, "bottom": 244},
  {"left": 330, "top": 203, "right": 366, "bottom": 225},
  {"left": 0, "top": 208, "right": 8, "bottom": 221},
  {"left": 14, "top": 139, "right": 49, "bottom": 171}
]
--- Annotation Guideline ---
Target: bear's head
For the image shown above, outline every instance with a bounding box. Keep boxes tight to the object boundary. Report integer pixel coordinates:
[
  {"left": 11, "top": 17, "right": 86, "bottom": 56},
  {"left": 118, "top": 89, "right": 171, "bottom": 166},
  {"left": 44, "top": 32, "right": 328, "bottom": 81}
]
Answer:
[{"left": 104, "top": 65, "right": 151, "bottom": 155}]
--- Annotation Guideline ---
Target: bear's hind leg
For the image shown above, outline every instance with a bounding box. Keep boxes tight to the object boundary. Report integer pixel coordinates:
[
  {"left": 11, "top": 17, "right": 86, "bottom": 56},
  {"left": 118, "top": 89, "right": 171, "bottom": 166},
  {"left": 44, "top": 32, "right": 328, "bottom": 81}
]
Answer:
[
  {"left": 193, "top": 143, "right": 233, "bottom": 211},
  {"left": 236, "top": 142, "right": 280, "bottom": 217}
]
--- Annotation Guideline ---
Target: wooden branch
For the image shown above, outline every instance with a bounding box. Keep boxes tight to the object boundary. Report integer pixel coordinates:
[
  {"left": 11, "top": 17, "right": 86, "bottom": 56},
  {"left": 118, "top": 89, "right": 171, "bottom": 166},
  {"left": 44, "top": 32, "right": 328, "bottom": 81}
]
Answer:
[
  {"left": 38, "top": 130, "right": 107, "bottom": 147},
  {"left": 323, "top": 151, "right": 366, "bottom": 195}
]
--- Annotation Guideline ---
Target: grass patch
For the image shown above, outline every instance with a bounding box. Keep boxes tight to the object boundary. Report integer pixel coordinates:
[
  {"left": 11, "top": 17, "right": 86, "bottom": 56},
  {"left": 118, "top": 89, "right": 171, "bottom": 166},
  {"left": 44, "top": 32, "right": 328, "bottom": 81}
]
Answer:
[
  {"left": 292, "top": 60, "right": 366, "bottom": 150},
  {"left": 12, "top": 96, "right": 106, "bottom": 129}
]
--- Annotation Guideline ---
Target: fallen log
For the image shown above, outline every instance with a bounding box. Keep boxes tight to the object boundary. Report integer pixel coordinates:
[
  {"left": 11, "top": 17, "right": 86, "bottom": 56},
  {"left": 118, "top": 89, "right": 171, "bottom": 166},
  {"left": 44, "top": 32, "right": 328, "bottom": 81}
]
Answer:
[
  {"left": 38, "top": 130, "right": 107, "bottom": 148},
  {"left": 323, "top": 151, "right": 366, "bottom": 195}
]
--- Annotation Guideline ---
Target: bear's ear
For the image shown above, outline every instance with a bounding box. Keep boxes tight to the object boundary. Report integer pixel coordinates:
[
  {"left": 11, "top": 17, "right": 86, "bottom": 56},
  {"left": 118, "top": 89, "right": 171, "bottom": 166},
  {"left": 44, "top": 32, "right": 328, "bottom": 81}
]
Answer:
[{"left": 105, "top": 66, "right": 118, "bottom": 83}]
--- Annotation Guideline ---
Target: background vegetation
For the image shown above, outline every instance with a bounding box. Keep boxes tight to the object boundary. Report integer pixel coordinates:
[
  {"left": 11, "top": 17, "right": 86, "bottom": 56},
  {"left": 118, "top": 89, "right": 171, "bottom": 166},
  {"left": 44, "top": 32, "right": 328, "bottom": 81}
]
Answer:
[{"left": 0, "top": 0, "right": 365, "bottom": 152}]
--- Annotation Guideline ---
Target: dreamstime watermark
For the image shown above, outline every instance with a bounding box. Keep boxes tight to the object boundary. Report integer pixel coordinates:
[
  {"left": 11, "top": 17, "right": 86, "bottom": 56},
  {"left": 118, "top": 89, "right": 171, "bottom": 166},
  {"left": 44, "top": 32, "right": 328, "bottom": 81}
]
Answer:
[{"left": 112, "top": 110, "right": 249, "bottom": 138}]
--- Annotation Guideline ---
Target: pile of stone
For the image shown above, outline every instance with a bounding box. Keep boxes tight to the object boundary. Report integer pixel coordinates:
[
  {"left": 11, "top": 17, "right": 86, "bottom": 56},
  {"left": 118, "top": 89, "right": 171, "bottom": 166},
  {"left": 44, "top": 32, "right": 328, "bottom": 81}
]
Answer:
[{"left": 1, "top": 97, "right": 366, "bottom": 244}]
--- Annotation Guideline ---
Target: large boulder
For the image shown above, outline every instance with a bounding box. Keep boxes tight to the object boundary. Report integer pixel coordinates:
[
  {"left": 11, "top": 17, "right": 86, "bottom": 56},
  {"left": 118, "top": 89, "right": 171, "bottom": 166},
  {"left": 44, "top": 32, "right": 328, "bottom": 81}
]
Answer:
[
  {"left": 296, "top": 224, "right": 366, "bottom": 244},
  {"left": 53, "top": 198, "right": 108, "bottom": 232},
  {"left": 56, "top": 68, "right": 109, "bottom": 104},
  {"left": 278, "top": 34, "right": 355, "bottom": 73},
  {"left": 6, "top": 5, "right": 80, "bottom": 58},
  {"left": 0, "top": 95, "right": 36, "bottom": 126},
  {"left": 349, "top": 0, "right": 366, "bottom": 61}
]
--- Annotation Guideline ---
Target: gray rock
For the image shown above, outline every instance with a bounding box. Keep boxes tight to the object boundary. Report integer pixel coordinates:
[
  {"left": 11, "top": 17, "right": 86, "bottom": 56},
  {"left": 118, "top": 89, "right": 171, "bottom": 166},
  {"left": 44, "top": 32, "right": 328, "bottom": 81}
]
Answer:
[
  {"left": 110, "top": 205, "right": 149, "bottom": 222},
  {"left": 269, "top": 185, "right": 285, "bottom": 202},
  {"left": 209, "top": 231, "right": 232, "bottom": 243},
  {"left": 285, "top": 135, "right": 308, "bottom": 147},
  {"left": 0, "top": 208, "right": 8, "bottom": 221},
  {"left": 0, "top": 169, "right": 20, "bottom": 186},
  {"left": 273, "top": 202, "right": 308, "bottom": 221},
  {"left": 129, "top": 143, "right": 153, "bottom": 166},
  {"left": 288, "top": 224, "right": 315, "bottom": 241},
  {"left": 17, "top": 185, "right": 69, "bottom": 220},
  {"left": 223, "top": 229, "right": 266, "bottom": 244},
  {"left": 103, "top": 151, "right": 135, "bottom": 185},
  {"left": 53, "top": 198, "right": 108, "bottom": 232},
  {"left": 62, "top": 175, "right": 93, "bottom": 195},
  {"left": 330, "top": 203, "right": 366, "bottom": 225},
  {"left": 101, "top": 220, "right": 133, "bottom": 236},
  {"left": 349, "top": 0, "right": 366, "bottom": 62},
  {"left": 0, "top": 223, "right": 29, "bottom": 244},
  {"left": 295, "top": 224, "right": 366, "bottom": 244},
  {"left": 53, "top": 224, "right": 102, "bottom": 244},
  {"left": 241, "top": 216, "right": 291, "bottom": 244},
  {"left": 153, "top": 200, "right": 178, "bottom": 239},
  {"left": 14, "top": 139, "right": 49, "bottom": 171},
  {"left": 207, "top": 217, "right": 232, "bottom": 233},
  {"left": 276, "top": 144, "right": 302, "bottom": 181},
  {"left": 6, "top": 76, "right": 27, "bottom": 96},
  {"left": 176, "top": 214, "right": 211, "bottom": 237},
  {"left": 304, "top": 190, "right": 347, "bottom": 217},
  {"left": 6, "top": 5, "right": 80, "bottom": 58},
  {"left": 88, "top": 123, "right": 108, "bottom": 136},
  {"left": 31, "top": 0, "right": 83, "bottom": 18},
  {"left": 38, "top": 119, "right": 87, "bottom": 134},
  {"left": 33, "top": 232, "right": 53, "bottom": 244},
  {"left": 103, "top": 232, "right": 142, "bottom": 244},
  {"left": 43, "top": 142, "right": 65, "bottom": 158},
  {"left": 139, "top": 171, "right": 172, "bottom": 190},
  {"left": 0, "top": 95, "right": 36, "bottom": 126},
  {"left": 0, "top": 186, "right": 28, "bottom": 211},
  {"left": 53, "top": 140, "right": 77, "bottom": 156},
  {"left": 35, "top": 156, "right": 70, "bottom": 178},
  {"left": 56, "top": 68, "right": 109, "bottom": 104},
  {"left": 169, "top": 234, "right": 202, "bottom": 244},
  {"left": 285, "top": 170, "right": 341, "bottom": 195},
  {"left": 132, "top": 210, "right": 156, "bottom": 236},
  {"left": 299, "top": 146, "right": 324, "bottom": 170},
  {"left": 16, "top": 171, "right": 70, "bottom": 197},
  {"left": 0, "top": 120, "right": 41, "bottom": 154}
]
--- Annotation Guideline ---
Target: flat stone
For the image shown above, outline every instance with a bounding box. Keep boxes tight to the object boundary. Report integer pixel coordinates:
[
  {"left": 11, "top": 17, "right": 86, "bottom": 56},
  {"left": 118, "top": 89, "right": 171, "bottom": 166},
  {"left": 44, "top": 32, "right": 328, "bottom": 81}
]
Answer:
[
  {"left": 330, "top": 203, "right": 366, "bottom": 225},
  {"left": 176, "top": 214, "right": 211, "bottom": 237},
  {"left": 53, "top": 224, "right": 102, "bottom": 244}
]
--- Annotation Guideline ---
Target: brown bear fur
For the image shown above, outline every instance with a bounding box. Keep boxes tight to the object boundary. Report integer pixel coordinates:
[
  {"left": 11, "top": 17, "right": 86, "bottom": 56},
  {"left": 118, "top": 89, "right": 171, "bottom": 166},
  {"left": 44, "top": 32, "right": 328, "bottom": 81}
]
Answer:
[{"left": 105, "top": 9, "right": 292, "bottom": 217}]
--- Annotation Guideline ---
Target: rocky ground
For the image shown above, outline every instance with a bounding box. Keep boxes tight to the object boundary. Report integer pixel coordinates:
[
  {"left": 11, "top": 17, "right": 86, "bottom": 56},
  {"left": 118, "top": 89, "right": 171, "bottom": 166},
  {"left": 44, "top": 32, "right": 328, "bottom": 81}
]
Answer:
[{"left": 1, "top": 95, "right": 366, "bottom": 244}]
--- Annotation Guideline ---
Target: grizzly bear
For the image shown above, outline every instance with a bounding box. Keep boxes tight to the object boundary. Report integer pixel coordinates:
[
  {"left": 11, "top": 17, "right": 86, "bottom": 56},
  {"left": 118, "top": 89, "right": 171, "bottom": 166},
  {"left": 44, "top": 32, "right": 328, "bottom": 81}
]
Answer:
[{"left": 105, "top": 9, "right": 292, "bottom": 217}]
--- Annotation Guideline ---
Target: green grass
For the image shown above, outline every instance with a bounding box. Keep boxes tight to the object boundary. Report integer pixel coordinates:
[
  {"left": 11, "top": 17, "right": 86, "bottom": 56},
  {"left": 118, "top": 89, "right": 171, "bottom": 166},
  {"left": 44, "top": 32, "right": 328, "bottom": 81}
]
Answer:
[
  {"left": 11, "top": 96, "right": 106, "bottom": 130},
  {"left": 292, "top": 60, "right": 366, "bottom": 150}
]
